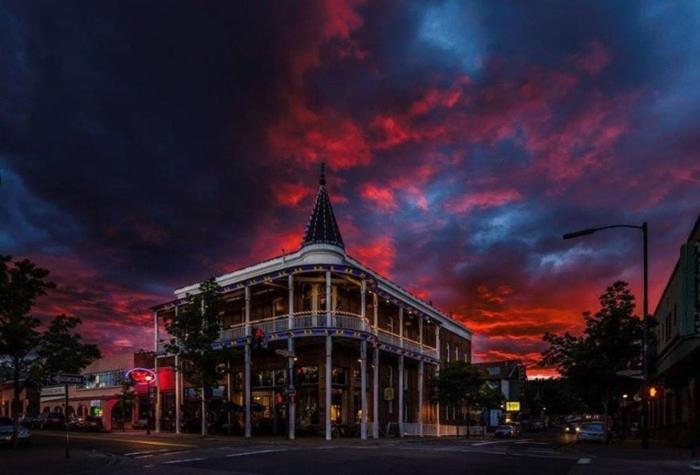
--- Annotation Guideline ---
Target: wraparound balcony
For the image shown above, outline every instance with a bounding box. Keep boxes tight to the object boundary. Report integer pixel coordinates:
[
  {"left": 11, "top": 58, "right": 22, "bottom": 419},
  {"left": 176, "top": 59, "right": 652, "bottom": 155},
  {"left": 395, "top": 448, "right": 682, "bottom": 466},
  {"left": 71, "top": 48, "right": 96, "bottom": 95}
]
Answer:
[{"left": 157, "top": 311, "right": 438, "bottom": 360}]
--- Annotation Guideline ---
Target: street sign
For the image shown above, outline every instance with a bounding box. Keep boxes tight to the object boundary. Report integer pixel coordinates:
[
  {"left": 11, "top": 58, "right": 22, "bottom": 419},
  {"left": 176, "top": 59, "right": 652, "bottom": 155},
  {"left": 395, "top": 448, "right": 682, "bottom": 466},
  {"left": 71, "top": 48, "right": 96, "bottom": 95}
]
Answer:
[
  {"left": 50, "top": 373, "right": 84, "bottom": 385},
  {"left": 383, "top": 387, "right": 394, "bottom": 401},
  {"left": 285, "top": 388, "right": 297, "bottom": 397}
]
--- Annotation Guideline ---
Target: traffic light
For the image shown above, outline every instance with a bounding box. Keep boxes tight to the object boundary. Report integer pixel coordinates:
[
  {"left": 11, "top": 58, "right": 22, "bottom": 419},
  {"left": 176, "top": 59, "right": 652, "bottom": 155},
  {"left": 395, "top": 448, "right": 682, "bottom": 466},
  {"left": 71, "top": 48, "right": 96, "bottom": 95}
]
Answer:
[
  {"left": 252, "top": 327, "right": 267, "bottom": 350},
  {"left": 648, "top": 386, "right": 663, "bottom": 399}
]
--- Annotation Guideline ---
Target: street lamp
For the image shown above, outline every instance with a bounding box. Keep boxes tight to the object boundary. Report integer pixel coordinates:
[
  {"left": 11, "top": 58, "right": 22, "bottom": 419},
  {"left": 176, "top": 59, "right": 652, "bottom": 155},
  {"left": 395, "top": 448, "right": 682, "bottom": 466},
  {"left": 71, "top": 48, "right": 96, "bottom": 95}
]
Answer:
[
  {"left": 563, "top": 222, "right": 650, "bottom": 449},
  {"left": 144, "top": 373, "right": 154, "bottom": 435}
]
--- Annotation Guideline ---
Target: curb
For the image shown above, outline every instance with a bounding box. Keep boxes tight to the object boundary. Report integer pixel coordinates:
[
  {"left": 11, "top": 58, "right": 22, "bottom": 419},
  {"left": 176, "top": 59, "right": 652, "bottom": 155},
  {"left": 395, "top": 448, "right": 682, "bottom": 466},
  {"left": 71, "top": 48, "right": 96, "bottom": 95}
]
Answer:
[{"left": 690, "top": 461, "right": 700, "bottom": 471}]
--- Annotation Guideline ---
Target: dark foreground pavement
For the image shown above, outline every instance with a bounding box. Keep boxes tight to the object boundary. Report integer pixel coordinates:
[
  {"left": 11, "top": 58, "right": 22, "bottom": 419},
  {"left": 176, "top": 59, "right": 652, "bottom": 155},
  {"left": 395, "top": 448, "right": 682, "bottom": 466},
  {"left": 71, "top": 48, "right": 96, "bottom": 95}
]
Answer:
[{"left": 2, "top": 430, "right": 697, "bottom": 475}]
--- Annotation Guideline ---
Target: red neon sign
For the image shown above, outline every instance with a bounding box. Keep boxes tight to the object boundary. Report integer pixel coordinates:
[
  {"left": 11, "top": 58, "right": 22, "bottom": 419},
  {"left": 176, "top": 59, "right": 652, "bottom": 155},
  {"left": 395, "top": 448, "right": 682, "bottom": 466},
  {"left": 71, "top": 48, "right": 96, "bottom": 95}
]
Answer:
[{"left": 126, "top": 367, "right": 157, "bottom": 384}]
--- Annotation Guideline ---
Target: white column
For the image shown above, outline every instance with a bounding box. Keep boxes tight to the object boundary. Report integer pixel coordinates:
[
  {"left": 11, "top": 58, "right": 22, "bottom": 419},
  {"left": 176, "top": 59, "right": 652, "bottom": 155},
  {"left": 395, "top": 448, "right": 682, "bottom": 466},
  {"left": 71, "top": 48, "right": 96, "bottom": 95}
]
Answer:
[
  {"left": 418, "top": 360, "right": 424, "bottom": 437},
  {"left": 373, "top": 292, "right": 378, "bottom": 333},
  {"left": 436, "top": 325, "right": 441, "bottom": 438},
  {"left": 325, "top": 335, "right": 332, "bottom": 440},
  {"left": 325, "top": 271, "right": 332, "bottom": 327},
  {"left": 418, "top": 317, "right": 424, "bottom": 437},
  {"left": 360, "top": 339, "right": 368, "bottom": 439},
  {"left": 398, "top": 354, "right": 404, "bottom": 437},
  {"left": 372, "top": 344, "right": 379, "bottom": 439},
  {"left": 175, "top": 354, "right": 181, "bottom": 434},
  {"left": 153, "top": 311, "right": 159, "bottom": 353},
  {"left": 175, "top": 305, "right": 181, "bottom": 435},
  {"left": 360, "top": 280, "right": 366, "bottom": 330},
  {"left": 226, "top": 361, "right": 232, "bottom": 435},
  {"left": 245, "top": 286, "right": 252, "bottom": 438},
  {"left": 200, "top": 299, "right": 207, "bottom": 436},
  {"left": 288, "top": 274, "right": 296, "bottom": 440},
  {"left": 155, "top": 356, "right": 161, "bottom": 433}
]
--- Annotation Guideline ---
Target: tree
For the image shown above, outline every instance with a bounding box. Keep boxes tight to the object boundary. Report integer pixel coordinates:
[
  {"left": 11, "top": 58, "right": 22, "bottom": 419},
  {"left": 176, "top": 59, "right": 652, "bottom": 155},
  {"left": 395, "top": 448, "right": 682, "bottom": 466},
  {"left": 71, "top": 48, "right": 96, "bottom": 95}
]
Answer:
[
  {"left": 165, "top": 278, "right": 234, "bottom": 436},
  {"left": 524, "top": 378, "right": 586, "bottom": 417},
  {"left": 432, "top": 361, "right": 484, "bottom": 437},
  {"left": 0, "top": 256, "right": 54, "bottom": 447},
  {"left": 541, "top": 281, "right": 643, "bottom": 421},
  {"left": 0, "top": 256, "right": 101, "bottom": 447},
  {"left": 34, "top": 315, "right": 101, "bottom": 381}
]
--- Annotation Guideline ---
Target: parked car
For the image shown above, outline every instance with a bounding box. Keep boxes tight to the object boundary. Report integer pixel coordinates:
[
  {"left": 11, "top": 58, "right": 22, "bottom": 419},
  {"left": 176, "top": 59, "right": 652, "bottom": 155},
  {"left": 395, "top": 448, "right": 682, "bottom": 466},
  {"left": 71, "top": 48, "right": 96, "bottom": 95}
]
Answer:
[
  {"left": 38, "top": 412, "right": 66, "bottom": 430},
  {"left": 575, "top": 422, "right": 610, "bottom": 443},
  {"left": 494, "top": 424, "right": 520, "bottom": 438},
  {"left": 0, "top": 417, "right": 31, "bottom": 444},
  {"left": 74, "top": 416, "right": 103, "bottom": 432},
  {"left": 19, "top": 413, "right": 40, "bottom": 429}
]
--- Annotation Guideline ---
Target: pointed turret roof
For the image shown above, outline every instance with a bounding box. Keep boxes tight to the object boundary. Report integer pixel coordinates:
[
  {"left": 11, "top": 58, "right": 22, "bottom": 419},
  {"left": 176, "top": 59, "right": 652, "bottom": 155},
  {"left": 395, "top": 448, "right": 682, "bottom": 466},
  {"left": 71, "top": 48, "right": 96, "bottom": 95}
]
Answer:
[{"left": 301, "top": 163, "right": 345, "bottom": 249}]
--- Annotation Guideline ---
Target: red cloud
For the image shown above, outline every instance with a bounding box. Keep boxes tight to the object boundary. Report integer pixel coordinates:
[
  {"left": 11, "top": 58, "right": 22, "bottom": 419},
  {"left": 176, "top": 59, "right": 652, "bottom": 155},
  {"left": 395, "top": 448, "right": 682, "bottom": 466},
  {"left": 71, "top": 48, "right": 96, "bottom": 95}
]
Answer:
[
  {"left": 359, "top": 182, "right": 398, "bottom": 212},
  {"left": 273, "top": 182, "right": 316, "bottom": 207},
  {"left": 351, "top": 235, "right": 396, "bottom": 277},
  {"left": 444, "top": 189, "right": 522, "bottom": 214}
]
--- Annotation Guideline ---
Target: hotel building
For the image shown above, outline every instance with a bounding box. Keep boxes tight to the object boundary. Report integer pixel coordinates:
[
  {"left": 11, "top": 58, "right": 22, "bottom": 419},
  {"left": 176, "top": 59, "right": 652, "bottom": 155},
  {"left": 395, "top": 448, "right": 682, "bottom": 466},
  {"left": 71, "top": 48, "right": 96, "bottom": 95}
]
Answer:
[{"left": 151, "top": 168, "right": 472, "bottom": 439}]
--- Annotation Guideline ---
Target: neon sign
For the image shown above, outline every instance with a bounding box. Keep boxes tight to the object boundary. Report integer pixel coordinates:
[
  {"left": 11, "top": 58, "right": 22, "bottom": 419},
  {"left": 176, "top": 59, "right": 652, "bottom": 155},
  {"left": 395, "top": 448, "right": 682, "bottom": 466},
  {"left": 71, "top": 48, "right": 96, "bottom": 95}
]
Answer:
[{"left": 126, "top": 367, "right": 157, "bottom": 384}]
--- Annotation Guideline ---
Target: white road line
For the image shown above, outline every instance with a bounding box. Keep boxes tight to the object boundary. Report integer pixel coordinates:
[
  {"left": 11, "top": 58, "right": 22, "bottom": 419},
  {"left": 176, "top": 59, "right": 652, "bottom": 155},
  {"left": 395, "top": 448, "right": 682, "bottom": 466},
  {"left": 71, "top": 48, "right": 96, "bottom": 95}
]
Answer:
[
  {"left": 578, "top": 458, "right": 591, "bottom": 464},
  {"left": 473, "top": 439, "right": 530, "bottom": 446},
  {"left": 225, "top": 448, "right": 289, "bottom": 458},
  {"left": 162, "top": 457, "right": 205, "bottom": 465},
  {"left": 133, "top": 454, "right": 154, "bottom": 459}
]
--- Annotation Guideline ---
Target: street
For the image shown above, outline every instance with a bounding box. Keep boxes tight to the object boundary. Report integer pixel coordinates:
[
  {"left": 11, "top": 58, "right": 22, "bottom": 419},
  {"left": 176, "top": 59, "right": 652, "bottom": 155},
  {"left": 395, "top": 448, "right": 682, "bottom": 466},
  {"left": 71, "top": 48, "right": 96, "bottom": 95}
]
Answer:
[{"left": 1, "top": 431, "right": 696, "bottom": 475}]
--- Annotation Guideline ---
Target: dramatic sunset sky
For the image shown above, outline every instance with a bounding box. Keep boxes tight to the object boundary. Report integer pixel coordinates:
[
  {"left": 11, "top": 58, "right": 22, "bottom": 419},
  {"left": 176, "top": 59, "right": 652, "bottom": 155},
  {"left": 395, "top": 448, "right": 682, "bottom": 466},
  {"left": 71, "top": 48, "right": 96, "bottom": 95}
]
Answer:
[{"left": 1, "top": 1, "right": 699, "bottom": 377}]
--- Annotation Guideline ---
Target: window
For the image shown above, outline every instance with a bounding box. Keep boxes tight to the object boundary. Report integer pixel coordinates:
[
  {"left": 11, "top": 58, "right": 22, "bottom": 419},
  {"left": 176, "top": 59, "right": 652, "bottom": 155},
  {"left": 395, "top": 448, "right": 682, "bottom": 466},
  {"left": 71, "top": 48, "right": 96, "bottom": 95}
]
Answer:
[
  {"left": 455, "top": 346, "right": 459, "bottom": 362},
  {"left": 387, "top": 316, "right": 394, "bottom": 333},
  {"left": 296, "top": 366, "right": 319, "bottom": 385},
  {"left": 487, "top": 366, "right": 501, "bottom": 376},
  {"left": 81, "top": 370, "right": 126, "bottom": 389},
  {"left": 331, "top": 367, "right": 347, "bottom": 385},
  {"left": 446, "top": 343, "right": 450, "bottom": 362}
]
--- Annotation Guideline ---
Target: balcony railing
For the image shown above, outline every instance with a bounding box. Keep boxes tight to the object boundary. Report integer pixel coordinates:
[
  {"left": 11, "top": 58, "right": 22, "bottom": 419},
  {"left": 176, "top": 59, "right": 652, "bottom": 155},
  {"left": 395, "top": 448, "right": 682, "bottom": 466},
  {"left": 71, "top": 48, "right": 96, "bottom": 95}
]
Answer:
[{"left": 155, "top": 312, "right": 438, "bottom": 360}]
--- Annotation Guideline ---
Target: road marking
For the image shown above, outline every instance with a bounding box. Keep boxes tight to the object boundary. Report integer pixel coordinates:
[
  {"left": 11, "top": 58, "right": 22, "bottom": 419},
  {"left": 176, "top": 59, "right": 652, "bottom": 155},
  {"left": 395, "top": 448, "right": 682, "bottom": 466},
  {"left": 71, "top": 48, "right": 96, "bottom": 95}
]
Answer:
[
  {"left": 34, "top": 431, "right": 195, "bottom": 448},
  {"left": 162, "top": 457, "right": 205, "bottom": 465},
  {"left": 226, "top": 448, "right": 289, "bottom": 458},
  {"left": 473, "top": 439, "right": 530, "bottom": 446},
  {"left": 133, "top": 454, "right": 154, "bottom": 459},
  {"left": 578, "top": 458, "right": 591, "bottom": 464},
  {"left": 515, "top": 441, "right": 549, "bottom": 445}
]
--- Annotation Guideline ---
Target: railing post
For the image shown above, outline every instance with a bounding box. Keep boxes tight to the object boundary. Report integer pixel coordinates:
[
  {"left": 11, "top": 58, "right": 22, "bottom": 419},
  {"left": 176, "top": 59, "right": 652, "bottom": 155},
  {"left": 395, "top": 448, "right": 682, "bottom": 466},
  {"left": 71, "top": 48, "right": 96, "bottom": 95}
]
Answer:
[
  {"left": 360, "top": 279, "right": 366, "bottom": 331},
  {"left": 360, "top": 339, "right": 367, "bottom": 439},
  {"left": 175, "top": 305, "right": 181, "bottom": 435},
  {"left": 288, "top": 274, "right": 295, "bottom": 440},
  {"left": 245, "top": 285, "right": 251, "bottom": 438},
  {"left": 436, "top": 324, "right": 441, "bottom": 438},
  {"left": 418, "top": 316, "right": 424, "bottom": 437}
]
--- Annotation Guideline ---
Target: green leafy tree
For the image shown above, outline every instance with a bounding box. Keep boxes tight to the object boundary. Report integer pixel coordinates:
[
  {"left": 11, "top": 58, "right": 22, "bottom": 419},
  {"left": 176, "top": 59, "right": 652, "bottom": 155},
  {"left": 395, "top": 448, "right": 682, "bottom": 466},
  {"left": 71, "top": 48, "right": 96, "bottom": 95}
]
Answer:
[
  {"left": 524, "top": 378, "right": 586, "bottom": 417},
  {"left": 164, "top": 278, "right": 233, "bottom": 436},
  {"left": 0, "top": 256, "right": 101, "bottom": 446},
  {"left": 432, "top": 361, "right": 486, "bottom": 437},
  {"left": 114, "top": 381, "right": 135, "bottom": 431},
  {"left": 0, "top": 256, "right": 54, "bottom": 447},
  {"left": 34, "top": 315, "right": 101, "bottom": 380},
  {"left": 541, "top": 281, "right": 643, "bottom": 420}
]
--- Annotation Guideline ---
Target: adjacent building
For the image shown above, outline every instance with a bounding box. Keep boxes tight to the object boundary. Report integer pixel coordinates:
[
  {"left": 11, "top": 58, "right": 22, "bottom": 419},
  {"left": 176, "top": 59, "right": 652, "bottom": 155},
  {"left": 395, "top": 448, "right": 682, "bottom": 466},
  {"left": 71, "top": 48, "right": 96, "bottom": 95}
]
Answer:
[
  {"left": 474, "top": 360, "right": 526, "bottom": 426},
  {"left": 650, "top": 214, "right": 700, "bottom": 444},
  {"left": 39, "top": 351, "right": 161, "bottom": 431},
  {"left": 151, "top": 168, "right": 473, "bottom": 439}
]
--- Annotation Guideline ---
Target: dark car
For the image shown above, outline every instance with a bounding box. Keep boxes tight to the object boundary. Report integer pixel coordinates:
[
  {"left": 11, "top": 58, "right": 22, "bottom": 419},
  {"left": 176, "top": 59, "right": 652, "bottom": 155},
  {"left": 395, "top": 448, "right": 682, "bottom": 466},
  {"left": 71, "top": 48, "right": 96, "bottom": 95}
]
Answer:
[
  {"left": 0, "top": 416, "right": 31, "bottom": 444},
  {"left": 74, "top": 416, "right": 103, "bottom": 432},
  {"left": 494, "top": 424, "right": 520, "bottom": 438},
  {"left": 39, "top": 412, "right": 66, "bottom": 430}
]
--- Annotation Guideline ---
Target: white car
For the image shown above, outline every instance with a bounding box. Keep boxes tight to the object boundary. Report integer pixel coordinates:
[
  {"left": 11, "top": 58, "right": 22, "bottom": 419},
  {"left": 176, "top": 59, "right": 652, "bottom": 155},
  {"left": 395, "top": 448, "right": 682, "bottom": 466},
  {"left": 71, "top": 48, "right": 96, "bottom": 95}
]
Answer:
[
  {"left": 0, "top": 417, "right": 31, "bottom": 444},
  {"left": 576, "top": 422, "right": 609, "bottom": 443}
]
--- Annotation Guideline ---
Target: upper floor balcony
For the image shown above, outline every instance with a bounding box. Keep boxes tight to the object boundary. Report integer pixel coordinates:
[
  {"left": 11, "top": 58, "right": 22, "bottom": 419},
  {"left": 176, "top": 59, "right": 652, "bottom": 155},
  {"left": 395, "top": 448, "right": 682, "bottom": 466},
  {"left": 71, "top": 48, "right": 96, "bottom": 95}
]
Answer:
[{"left": 157, "top": 309, "right": 439, "bottom": 361}]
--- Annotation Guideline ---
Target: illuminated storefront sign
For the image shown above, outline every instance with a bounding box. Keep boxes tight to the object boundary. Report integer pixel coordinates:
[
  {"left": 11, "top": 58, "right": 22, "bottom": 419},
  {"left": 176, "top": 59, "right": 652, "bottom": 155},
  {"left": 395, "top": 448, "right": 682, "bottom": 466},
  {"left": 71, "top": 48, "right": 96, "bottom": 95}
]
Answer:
[
  {"left": 126, "top": 367, "right": 157, "bottom": 384},
  {"left": 506, "top": 401, "right": 521, "bottom": 412}
]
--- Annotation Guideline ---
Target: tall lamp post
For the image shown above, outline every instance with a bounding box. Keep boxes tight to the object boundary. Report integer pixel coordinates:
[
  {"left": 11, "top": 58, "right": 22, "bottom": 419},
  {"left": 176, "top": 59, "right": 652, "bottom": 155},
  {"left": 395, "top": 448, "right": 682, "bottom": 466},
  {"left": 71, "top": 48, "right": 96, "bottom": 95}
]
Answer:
[
  {"left": 562, "top": 222, "right": 650, "bottom": 449},
  {"left": 145, "top": 373, "right": 154, "bottom": 435}
]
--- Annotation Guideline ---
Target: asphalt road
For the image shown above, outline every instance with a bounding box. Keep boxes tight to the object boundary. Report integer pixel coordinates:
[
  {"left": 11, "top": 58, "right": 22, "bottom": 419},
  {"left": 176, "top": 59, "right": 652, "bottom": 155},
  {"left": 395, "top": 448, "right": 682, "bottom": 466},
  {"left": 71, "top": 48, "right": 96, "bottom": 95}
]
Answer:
[{"left": 2, "top": 431, "right": 696, "bottom": 475}]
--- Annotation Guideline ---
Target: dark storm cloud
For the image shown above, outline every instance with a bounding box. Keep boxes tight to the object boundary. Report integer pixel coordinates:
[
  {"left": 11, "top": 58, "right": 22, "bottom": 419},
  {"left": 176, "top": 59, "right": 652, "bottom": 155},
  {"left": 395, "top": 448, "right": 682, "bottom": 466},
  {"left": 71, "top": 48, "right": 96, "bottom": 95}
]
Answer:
[{"left": 1, "top": 0, "right": 698, "bottom": 366}]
